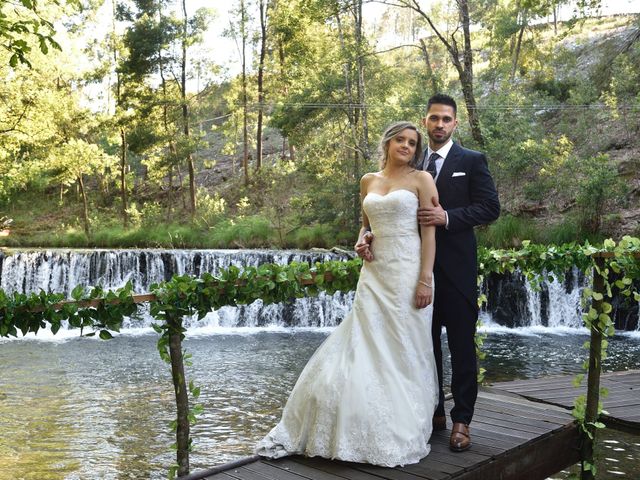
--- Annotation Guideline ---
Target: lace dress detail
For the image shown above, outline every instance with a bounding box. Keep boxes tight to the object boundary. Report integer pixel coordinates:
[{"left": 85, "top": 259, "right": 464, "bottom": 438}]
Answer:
[{"left": 255, "top": 189, "right": 438, "bottom": 467}]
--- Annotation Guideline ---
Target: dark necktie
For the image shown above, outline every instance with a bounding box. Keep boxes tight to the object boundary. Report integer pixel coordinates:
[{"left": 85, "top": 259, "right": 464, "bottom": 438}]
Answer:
[{"left": 426, "top": 152, "right": 439, "bottom": 178}]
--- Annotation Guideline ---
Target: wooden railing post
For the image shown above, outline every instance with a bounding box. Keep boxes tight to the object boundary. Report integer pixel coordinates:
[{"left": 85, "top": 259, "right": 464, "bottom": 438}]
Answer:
[
  {"left": 581, "top": 255, "right": 605, "bottom": 480},
  {"left": 168, "top": 313, "right": 190, "bottom": 478}
]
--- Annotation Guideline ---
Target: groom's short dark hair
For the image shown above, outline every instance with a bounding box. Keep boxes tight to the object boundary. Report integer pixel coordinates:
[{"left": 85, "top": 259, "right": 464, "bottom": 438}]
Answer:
[{"left": 427, "top": 93, "right": 457, "bottom": 116}]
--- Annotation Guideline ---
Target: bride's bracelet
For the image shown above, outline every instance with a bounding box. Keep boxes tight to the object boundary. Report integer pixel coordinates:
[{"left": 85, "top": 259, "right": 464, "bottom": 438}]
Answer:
[{"left": 418, "top": 280, "right": 432, "bottom": 288}]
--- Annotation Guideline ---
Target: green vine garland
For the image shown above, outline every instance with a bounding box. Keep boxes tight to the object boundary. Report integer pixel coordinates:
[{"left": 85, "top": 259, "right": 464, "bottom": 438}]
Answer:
[{"left": 0, "top": 237, "right": 638, "bottom": 478}]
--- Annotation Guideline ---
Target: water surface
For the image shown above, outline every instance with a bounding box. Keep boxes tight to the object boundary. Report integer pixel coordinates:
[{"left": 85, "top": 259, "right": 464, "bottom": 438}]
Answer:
[{"left": 1, "top": 329, "right": 639, "bottom": 479}]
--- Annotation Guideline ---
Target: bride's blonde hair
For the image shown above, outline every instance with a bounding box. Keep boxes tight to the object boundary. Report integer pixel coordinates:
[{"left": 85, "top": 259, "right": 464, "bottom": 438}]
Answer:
[{"left": 378, "top": 121, "right": 423, "bottom": 169}]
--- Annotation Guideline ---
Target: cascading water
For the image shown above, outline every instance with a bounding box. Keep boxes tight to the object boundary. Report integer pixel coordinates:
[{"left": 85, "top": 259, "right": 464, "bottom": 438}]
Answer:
[
  {"left": 1, "top": 249, "right": 638, "bottom": 480},
  {"left": 482, "top": 268, "right": 638, "bottom": 331},
  {"left": 0, "top": 249, "right": 355, "bottom": 330},
  {"left": 0, "top": 248, "right": 637, "bottom": 332}
]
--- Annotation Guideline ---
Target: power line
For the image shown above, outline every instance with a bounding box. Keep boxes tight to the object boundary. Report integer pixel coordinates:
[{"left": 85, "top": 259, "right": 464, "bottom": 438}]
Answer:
[{"left": 226, "top": 102, "right": 640, "bottom": 112}]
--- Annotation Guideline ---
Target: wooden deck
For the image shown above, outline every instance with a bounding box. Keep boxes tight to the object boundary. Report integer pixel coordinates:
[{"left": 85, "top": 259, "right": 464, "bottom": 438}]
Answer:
[
  {"left": 179, "top": 370, "right": 640, "bottom": 480},
  {"left": 493, "top": 369, "right": 640, "bottom": 433}
]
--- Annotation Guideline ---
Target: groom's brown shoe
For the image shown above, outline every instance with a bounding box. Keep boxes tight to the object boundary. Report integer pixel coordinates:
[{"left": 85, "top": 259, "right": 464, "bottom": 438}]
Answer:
[
  {"left": 433, "top": 415, "right": 447, "bottom": 431},
  {"left": 450, "top": 423, "right": 471, "bottom": 452}
]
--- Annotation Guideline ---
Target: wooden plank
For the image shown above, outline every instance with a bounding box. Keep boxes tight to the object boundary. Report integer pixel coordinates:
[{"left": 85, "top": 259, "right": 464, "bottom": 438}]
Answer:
[
  {"left": 245, "top": 461, "right": 320, "bottom": 480},
  {"left": 197, "top": 373, "right": 638, "bottom": 480},
  {"left": 222, "top": 466, "right": 272, "bottom": 480},
  {"left": 291, "top": 456, "right": 390, "bottom": 480},
  {"left": 455, "top": 424, "right": 581, "bottom": 480},
  {"left": 264, "top": 458, "right": 349, "bottom": 480},
  {"left": 351, "top": 464, "right": 428, "bottom": 480},
  {"left": 470, "top": 420, "right": 539, "bottom": 441},
  {"left": 427, "top": 443, "right": 491, "bottom": 464},
  {"left": 428, "top": 425, "right": 516, "bottom": 451},
  {"left": 475, "top": 402, "right": 569, "bottom": 426},
  {"left": 471, "top": 412, "right": 554, "bottom": 435},
  {"left": 395, "top": 462, "right": 450, "bottom": 480}
]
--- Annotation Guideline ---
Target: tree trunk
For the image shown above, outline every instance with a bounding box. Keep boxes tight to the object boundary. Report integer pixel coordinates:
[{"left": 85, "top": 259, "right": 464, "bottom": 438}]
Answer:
[
  {"left": 241, "top": 0, "right": 249, "bottom": 186},
  {"left": 256, "top": 0, "right": 269, "bottom": 171},
  {"left": 119, "top": 127, "right": 128, "bottom": 228},
  {"left": 419, "top": 38, "right": 438, "bottom": 93},
  {"left": 158, "top": 4, "right": 178, "bottom": 218},
  {"left": 581, "top": 257, "right": 605, "bottom": 480},
  {"left": 78, "top": 175, "right": 90, "bottom": 238},
  {"left": 176, "top": 165, "right": 187, "bottom": 211},
  {"left": 510, "top": 20, "right": 527, "bottom": 80},
  {"left": 182, "top": 0, "right": 196, "bottom": 217},
  {"left": 401, "top": 0, "right": 484, "bottom": 146},
  {"left": 168, "top": 316, "right": 190, "bottom": 477},
  {"left": 458, "top": 0, "right": 484, "bottom": 147},
  {"left": 276, "top": 35, "right": 294, "bottom": 163},
  {"left": 335, "top": 11, "right": 361, "bottom": 227},
  {"left": 354, "top": 0, "right": 370, "bottom": 162},
  {"left": 112, "top": 0, "right": 128, "bottom": 228}
]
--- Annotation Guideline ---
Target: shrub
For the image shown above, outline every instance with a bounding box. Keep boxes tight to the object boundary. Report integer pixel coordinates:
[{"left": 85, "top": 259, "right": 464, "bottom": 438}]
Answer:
[{"left": 478, "top": 215, "right": 537, "bottom": 248}]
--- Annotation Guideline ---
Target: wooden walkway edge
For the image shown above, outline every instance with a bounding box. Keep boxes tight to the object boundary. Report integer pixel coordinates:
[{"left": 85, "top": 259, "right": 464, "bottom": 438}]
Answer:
[
  {"left": 179, "top": 370, "right": 639, "bottom": 480},
  {"left": 181, "top": 387, "right": 583, "bottom": 480},
  {"left": 492, "top": 369, "right": 640, "bottom": 434}
]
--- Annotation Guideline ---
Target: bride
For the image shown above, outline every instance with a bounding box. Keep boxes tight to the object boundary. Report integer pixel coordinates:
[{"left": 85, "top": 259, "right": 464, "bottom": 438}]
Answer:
[{"left": 255, "top": 121, "right": 439, "bottom": 467}]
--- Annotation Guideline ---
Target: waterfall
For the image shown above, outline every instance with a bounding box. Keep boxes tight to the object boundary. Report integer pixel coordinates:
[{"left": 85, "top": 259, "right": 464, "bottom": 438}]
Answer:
[
  {"left": 0, "top": 249, "right": 355, "bottom": 330},
  {"left": 0, "top": 248, "right": 637, "bottom": 332},
  {"left": 484, "top": 268, "right": 638, "bottom": 331}
]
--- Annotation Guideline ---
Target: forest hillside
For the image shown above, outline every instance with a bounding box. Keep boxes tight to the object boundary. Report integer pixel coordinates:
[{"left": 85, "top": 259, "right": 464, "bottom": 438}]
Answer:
[{"left": 0, "top": 1, "right": 638, "bottom": 249}]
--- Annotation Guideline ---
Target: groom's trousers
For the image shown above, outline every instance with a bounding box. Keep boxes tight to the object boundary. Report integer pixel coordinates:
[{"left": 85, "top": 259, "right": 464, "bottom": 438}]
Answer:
[{"left": 431, "top": 263, "right": 478, "bottom": 425}]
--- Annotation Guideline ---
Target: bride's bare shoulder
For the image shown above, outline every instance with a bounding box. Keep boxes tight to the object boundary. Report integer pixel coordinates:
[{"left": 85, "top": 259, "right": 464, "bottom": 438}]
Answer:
[
  {"left": 413, "top": 170, "right": 435, "bottom": 187},
  {"left": 360, "top": 171, "right": 382, "bottom": 186}
]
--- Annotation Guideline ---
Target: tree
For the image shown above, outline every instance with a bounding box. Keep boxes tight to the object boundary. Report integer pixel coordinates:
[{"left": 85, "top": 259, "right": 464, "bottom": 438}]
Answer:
[
  {"left": 0, "top": 0, "right": 62, "bottom": 67},
  {"left": 255, "top": 0, "right": 271, "bottom": 171},
  {"left": 109, "top": 0, "right": 130, "bottom": 227},
  {"left": 48, "top": 139, "right": 116, "bottom": 237},
  {"left": 379, "top": 0, "right": 485, "bottom": 146},
  {"left": 117, "top": 0, "right": 211, "bottom": 217},
  {"left": 333, "top": 0, "right": 372, "bottom": 224}
]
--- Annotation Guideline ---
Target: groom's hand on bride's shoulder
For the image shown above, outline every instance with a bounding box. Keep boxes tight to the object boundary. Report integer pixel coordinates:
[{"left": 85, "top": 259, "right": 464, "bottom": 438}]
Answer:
[{"left": 355, "top": 232, "right": 374, "bottom": 262}]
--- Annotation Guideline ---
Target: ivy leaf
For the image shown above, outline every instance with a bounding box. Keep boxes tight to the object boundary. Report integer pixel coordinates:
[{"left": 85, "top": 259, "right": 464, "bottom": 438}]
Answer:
[
  {"left": 99, "top": 330, "right": 113, "bottom": 340},
  {"left": 71, "top": 285, "right": 85, "bottom": 301}
]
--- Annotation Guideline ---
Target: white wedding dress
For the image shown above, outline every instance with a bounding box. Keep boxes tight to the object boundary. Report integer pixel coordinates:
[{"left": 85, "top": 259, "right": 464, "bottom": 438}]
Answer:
[{"left": 255, "top": 189, "right": 438, "bottom": 467}]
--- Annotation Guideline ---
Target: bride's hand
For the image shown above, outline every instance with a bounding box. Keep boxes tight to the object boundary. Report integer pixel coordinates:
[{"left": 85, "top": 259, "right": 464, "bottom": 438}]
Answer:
[
  {"left": 415, "top": 283, "right": 432, "bottom": 308},
  {"left": 354, "top": 232, "right": 374, "bottom": 262}
]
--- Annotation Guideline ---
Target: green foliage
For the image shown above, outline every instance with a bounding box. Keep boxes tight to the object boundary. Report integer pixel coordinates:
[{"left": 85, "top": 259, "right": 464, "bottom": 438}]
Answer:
[
  {"left": 0, "top": 0, "right": 63, "bottom": 68},
  {"left": 575, "top": 153, "right": 628, "bottom": 234},
  {"left": 531, "top": 78, "right": 577, "bottom": 102},
  {"left": 477, "top": 215, "right": 537, "bottom": 248},
  {"left": 288, "top": 224, "right": 337, "bottom": 249},
  {"left": 208, "top": 216, "right": 274, "bottom": 248},
  {"left": 1, "top": 238, "right": 639, "bottom": 478},
  {"left": 0, "top": 281, "right": 137, "bottom": 338}
]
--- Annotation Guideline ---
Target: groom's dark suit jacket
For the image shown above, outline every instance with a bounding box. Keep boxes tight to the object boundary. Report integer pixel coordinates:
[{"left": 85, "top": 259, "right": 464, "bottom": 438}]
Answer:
[{"left": 417, "top": 142, "right": 500, "bottom": 307}]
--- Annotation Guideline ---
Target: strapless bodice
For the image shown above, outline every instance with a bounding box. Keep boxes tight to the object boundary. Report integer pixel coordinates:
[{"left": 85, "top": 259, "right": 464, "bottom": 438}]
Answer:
[{"left": 363, "top": 189, "right": 419, "bottom": 238}]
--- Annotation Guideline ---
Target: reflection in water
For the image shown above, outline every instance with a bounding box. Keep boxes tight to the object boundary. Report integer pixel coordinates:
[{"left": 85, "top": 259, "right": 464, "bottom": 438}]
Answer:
[
  {"left": 0, "top": 330, "right": 639, "bottom": 479},
  {"left": 549, "top": 429, "right": 640, "bottom": 480},
  {"left": 0, "top": 344, "right": 79, "bottom": 479}
]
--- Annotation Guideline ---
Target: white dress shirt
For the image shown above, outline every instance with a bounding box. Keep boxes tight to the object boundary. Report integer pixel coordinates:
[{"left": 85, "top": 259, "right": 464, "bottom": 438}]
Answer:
[
  {"left": 424, "top": 139, "right": 454, "bottom": 228},
  {"left": 425, "top": 139, "right": 454, "bottom": 182}
]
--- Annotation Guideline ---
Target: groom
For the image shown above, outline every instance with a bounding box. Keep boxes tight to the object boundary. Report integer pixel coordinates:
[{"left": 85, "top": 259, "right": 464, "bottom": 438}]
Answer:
[{"left": 417, "top": 93, "right": 500, "bottom": 452}]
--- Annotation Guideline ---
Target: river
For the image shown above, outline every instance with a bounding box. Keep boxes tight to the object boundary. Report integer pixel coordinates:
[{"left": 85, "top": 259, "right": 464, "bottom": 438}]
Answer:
[{"left": 0, "top": 249, "right": 639, "bottom": 479}]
